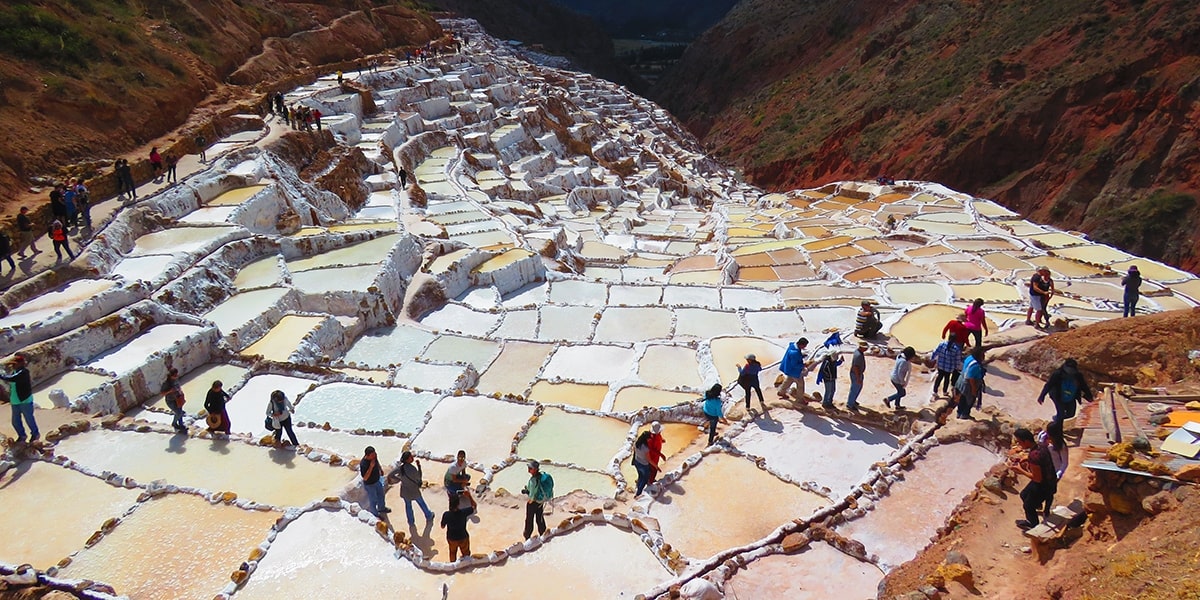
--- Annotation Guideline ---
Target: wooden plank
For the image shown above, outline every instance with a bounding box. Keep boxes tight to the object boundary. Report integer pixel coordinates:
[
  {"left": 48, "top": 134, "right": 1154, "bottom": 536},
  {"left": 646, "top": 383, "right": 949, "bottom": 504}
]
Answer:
[
  {"left": 1100, "top": 387, "right": 1121, "bottom": 444},
  {"left": 1024, "top": 499, "right": 1084, "bottom": 541},
  {"left": 1116, "top": 393, "right": 1146, "bottom": 441},
  {"left": 1129, "top": 394, "right": 1200, "bottom": 403}
]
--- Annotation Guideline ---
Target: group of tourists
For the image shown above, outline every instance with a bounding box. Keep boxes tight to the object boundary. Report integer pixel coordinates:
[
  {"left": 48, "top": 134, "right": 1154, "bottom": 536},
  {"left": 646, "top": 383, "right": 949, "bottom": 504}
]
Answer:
[{"left": 266, "top": 91, "right": 322, "bottom": 132}]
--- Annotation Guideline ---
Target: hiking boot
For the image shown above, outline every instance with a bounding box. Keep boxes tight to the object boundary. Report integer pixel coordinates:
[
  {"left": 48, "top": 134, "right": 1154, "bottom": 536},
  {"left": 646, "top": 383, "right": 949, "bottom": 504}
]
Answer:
[
  {"left": 1025, "top": 320, "right": 1034, "bottom": 326},
  {"left": 883, "top": 397, "right": 892, "bottom": 408},
  {"left": 1015, "top": 519, "right": 1036, "bottom": 530}
]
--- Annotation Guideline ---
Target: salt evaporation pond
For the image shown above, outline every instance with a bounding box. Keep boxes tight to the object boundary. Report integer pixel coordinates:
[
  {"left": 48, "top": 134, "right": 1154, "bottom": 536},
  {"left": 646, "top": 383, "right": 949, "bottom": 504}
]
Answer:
[
  {"left": 234, "top": 255, "right": 283, "bottom": 290},
  {"left": 528, "top": 381, "right": 609, "bottom": 410},
  {"left": 127, "top": 226, "right": 239, "bottom": 256},
  {"left": 542, "top": 345, "right": 636, "bottom": 383},
  {"left": 87, "top": 324, "right": 206, "bottom": 376},
  {"left": 225, "top": 373, "right": 317, "bottom": 435},
  {"left": 517, "top": 408, "right": 631, "bottom": 471},
  {"left": 59, "top": 494, "right": 277, "bottom": 600},
  {"left": 54, "top": 429, "right": 354, "bottom": 507},
  {"left": 147, "top": 363, "right": 249, "bottom": 413},
  {"left": 637, "top": 345, "right": 703, "bottom": 389},
  {"left": 32, "top": 369, "right": 112, "bottom": 408},
  {"left": 0, "top": 279, "right": 115, "bottom": 328},
  {"left": 294, "top": 382, "right": 439, "bottom": 433},
  {"left": 476, "top": 340, "right": 555, "bottom": 395},
  {"left": 725, "top": 543, "right": 883, "bottom": 599},
  {"left": 110, "top": 254, "right": 178, "bottom": 283},
  {"left": 0, "top": 461, "right": 141, "bottom": 569},
  {"left": 291, "top": 264, "right": 385, "bottom": 295},
  {"left": 344, "top": 324, "right": 436, "bottom": 368},
  {"left": 490, "top": 462, "right": 616, "bottom": 497},
  {"left": 205, "top": 184, "right": 267, "bottom": 205},
  {"left": 414, "top": 395, "right": 536, "bottom": 466},
  {"left": 286, "top": 234, "right": 402, "bottom": 271},
  {"left": 202, "top": 287, "right": 289, "bottom": 334},
  {"left": 240, "top": 315, "right": 325, "bottom": 361}
]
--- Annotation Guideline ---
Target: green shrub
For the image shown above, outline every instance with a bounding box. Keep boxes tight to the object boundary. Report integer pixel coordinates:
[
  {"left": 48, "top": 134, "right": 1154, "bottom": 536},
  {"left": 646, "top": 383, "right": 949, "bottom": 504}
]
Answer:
[{"left": 0, "top": 4, "right": 95, "bottom": 66}]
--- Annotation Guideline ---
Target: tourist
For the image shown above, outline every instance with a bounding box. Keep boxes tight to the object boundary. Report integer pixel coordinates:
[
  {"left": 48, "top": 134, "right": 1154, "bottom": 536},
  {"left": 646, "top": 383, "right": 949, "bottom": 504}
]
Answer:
[
  {"left": 49, "top": 220, "right": 75, "bottom": 263},
  {"left": 165, "top": 153, "right": 178, "bottom": 184},
  {"left": 312, "top": 108, "right": 322, "bottom": 131},
  {"left": 444, "top": 449, "right": 470, "bottom": 498},
  {"left": 816, "top": 351, "right": 843, "bottom": 408},
  {"left": 63, "top": 181, "right": 78, "bottom": 227},
  {"left": 646, "top": 421, "right": 664, "bottom": 483},
  {"left": 777, "top": 337, "right": 810, "bottom": 402},
  {"left": 441, "top": 488, "right": 477, "bottom": 560},
  {"left": 883, "top": 347, "right": 916, "bottom": 411},
  {"left": 1026, "top": 268, "right": 1054, "bottom": 328},
  {"left": 16, "top": 207, "right": 37, "bottom": 257},
  {"left": 854, "top": 300, "right": 882, "bottom": 338},
  {"left": 1038, "top": 420, "right": 1069, "bottom": 518},
  {"left": 204, "top": 380, "right": 231, "bottom": 434},
  {"left": 701, "top": 383, "right": 727, "bottom": 445},
  {"left": 930, "top": 338, "right": 963, "bottom": 399},
  {"left": 1010, "top": 428, "right": 1057, "bottom": 530},
  {"left": 1122, "top": 265, "right": 1142, "bottom": 318},
  {"left": 162, "top": 367, "right": 186, "bottom": 433},
  {"left": 399, "top": 167, "right": 408, "bottom": 188},
  {"left": 360, "top": 446, "right": 390, "bottom": 518},
  {"left": 0, "top": 229, "right": 15, "bottom": 273},
  {"left": 846, "top": 341, "right": 867, "bottom": 410},
  {"left": 195, "top": 134, "right": 207, "bottom": 162},
  {"left": 49, "top": 184, "right": 67, "bottom": 223},
  {"left": 963, "top": 298, "right": 988, "bottom": 348},
  {"left": 74, "top": 179, "right": 92, "bottom": 229},
  {"left": 1037, "top": 358, "right": 1093, "bottom": 423},
  {"left": 116, "top": 159, "right": 137, "bottom": 201},
  {"left": 149, "top": 147, "right": 163, "bottom": 179},
  {"left": 396, "top": 451, "right": 436, "bottom": 525},
  {"left": 631, "top": 430, "right": 653, "bottom": 495},
  {"left": 522, "top": 460, "right": 554, "bottom": 539},
  {"left": 956, "top": 347, "right": 985, "bottom": 419},
  {"left": 736, "top": 353, "right": 764, "bottom": 410},
  {"left": 266, "top": 390, "right": 299, "bottom": 447},
  {"left": 942, "top": 313, "right": 970, "bottom": 348},
  {"left": 1, "top": 354, "right": 39, "bottom": 443}
]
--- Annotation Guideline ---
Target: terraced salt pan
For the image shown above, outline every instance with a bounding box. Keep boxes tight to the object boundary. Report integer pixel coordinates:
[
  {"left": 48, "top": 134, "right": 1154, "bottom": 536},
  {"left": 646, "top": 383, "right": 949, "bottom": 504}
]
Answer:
[
  {"left": 744, "top": 310, "right": 806, "bottom": 338},
  {"left": 1111, "top": 257, "right": 1192, "bottom": 282},
  {"left": 662, "top": 285, "right": 722, "bottom": 307},
  {"left": 1054, "top": 244, "right": 1132, "bottom": 265},
  {"left": 233, "top": 255, "right": 283, "bottom": 290},
  {"left": 0, "top": 279, "right": 116, "bottom": 328},
  {"left": 286, "top": 234, "right": 402, "bottom": 271},
  {"left": 297, "top": 428, "right": 407, "bottom": 463},
  {"left": 230, "top": 510, "right": 444, "bottom": 599},
  {"left": 127, "top": 226, "right": 240, "bottom": 257},
  {"left": 59, "top": 494, "right": 277, "bottom": 600},
  {"left": 490, "top": 462, "right": 616, "bottom": 497},
  {"left": 291, "top": 264, "right": 385, "bottom": 295},
  {"left": 722, "top": 287, "right": 781, "bottom": 310},
  {"left": 32, "top": 370, "right": 112, "bottom": 409},
  {"left": 87, "top": 324, "right": 206, "bottom": 376},
  {"left": 0, "top": 461, "right": 141, "bottom": 569},
  {"left": 205, "top": 185, "right": 268, "bottom": 206},
  {"left": 594, "top": 307, "right": 674, "bottom": 342},
  {"left": 476, "top": 340, "right": 554, "bottom": 396},
  {"left": 548, "top": 279, "right": 609, "bottom": 305},
  {"left": 725, "top": 543, "right": 883, "bottom": 598},
  {"left": 344, "top": 325, "right": 436, "bottom": 368},
  {"left": 1028, "top": 255, "right": 1105, "bottom": 278},
  {"left": 413, "top": 395, "right": 535, "bottom": 466},
  {"left": 534, "top": 305, "right": 595, "bottom": 341},
  {"left": 421, "top": 303, "right": 502, "bottom": 336},
  {"left": 636, "top": 345, "right": 703, "bottom": 389},
  {"left": 419, "top": 334, "right": 500, "bottom": 371},
  {"left": 980, "top": 252, "right": 1031, "bottom": 271},
  {"left": 395, "top": 360, "right": 470, "bottom": 391},
  {"left": 111, "top": 254, "right": 180, "bottom": 283},
  {"left": 734, "top": 411, "right": 899, "bottom": 495},
  {"left": 883, "top": 282, "right": 948, "bottom": 305},
  {"left": 240, "top": 315, "right": 325, "bottom": 361},
  {"left": 528, "top": 381, "right": 609, "bottom": 410},
  {"left": 837, "top": 442, "right": 998, "bottom": 569},
  {"left": 145, "top": 363, "right": 249, "bottom": 413},
  {"left": 710, "top": 337, "right": 786, "bottom": 385},
  {"left": 951, "top": 281, "right": 1023, "bottom": 303},
  {"left": 295, "top": 382, "right": 439, "bottom": 433},
  {"left": 202, "top": 287, "right": 289, "bottom": 335},
  {"left": 606, "top": 285, "right": 663, "bottom": 306},
  {"left": 611, "top": 386, "right": 698, "bottom": 412},
  {"left": 516, "top": 408, "right": 631, "bottom": 471},
  {"left": 673, "top": 308, "right": 746, "bottom": 338},
  {"left": 55, "top": 429, "right": 354, "bottom": 506},
  {"left": 224, "top": 374, "right": 318, "bottom": 436},
  {"left": 178, "top": 205, "right": 238, "bottom": 224},
  {"left": 542, "top": 345, "right": 636, "bottom": 384},
  {"left": 645, "top": 453, "right": 829, "bottom": 559}
]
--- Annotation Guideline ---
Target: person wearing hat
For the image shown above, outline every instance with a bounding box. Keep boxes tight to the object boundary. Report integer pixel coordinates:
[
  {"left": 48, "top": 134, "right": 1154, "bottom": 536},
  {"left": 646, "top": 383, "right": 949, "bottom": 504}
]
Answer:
[
  {"left": 1121, "top": 265, "right": 1142, "bottom": 318},
  {"left": 846, "top": 341, "right": 868, "bottom": 410},
  {"left": 522, "top": 460, "right": 554, "bottom": 539},
  {"left": 360, "top": 446, "right": 390, "bottom": 518},
  {"left": 854, "top": 300, "right": 882, "bottom": 339},
  {"left": 203, "top": 380, "right": 231, "bottom": 435},
  {"left": 1, "top": 354, "right": 39, "bottom": 443},
  {"left": 736, "top": 353, "right": 764, "bottom": 410},
  {"left": 646, "top": 421, "right": 665, "bottom": 484},
  {"left": 1037, "top": 358, "right": 1093, "bottom": 422},
  {"left": 816, "top": 349, "right": 844, "bottom": 409},
  {"left": 397, "top": 450, "right": 435, "bottom": 526}
]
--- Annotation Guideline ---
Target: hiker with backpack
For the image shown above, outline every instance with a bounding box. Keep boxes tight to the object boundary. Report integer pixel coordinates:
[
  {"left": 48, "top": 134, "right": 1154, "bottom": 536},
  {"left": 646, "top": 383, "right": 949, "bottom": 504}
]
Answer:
[
  {"left": 522, "top": 460, "right": 554, "bottom": 539},
  {"left": 1037, "top": 358, "right": 1093, "bottom": 423}
]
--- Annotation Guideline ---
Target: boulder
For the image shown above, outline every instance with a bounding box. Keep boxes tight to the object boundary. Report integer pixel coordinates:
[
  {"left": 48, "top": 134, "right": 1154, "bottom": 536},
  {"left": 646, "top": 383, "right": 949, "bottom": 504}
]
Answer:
[
  {"left": 679, "top": 578, "right": 722, "bottom": 600},
  {"left": 1174, "top": 464, "right": 1200, "bottom": 483}
]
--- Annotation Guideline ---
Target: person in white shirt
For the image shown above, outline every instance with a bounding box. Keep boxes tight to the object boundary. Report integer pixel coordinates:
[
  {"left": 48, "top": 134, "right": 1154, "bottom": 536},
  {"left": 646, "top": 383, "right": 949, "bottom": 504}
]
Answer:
[{"left": 883, "top": 347, "right": 916, "bottom": 411}]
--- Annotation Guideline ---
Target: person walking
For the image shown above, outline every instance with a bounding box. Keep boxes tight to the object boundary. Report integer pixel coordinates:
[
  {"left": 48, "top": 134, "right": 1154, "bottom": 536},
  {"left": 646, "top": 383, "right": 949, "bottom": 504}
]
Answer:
[
  {"left": 49, "top": 220, "right": 75, "bottom": 263},
  {"left": 116, "top": 159, "right": 137, "bottom": 201},
  {"left": 778, "top": 337, "right": 810, "bottom": 402},
  {"left": 701, "top": 383, "right": 727, "bottom": 445},
  {"left": 1010, "top": 428, "right": 1058, "bottom": 531},
  {"left": 1038, "top": 420, "right": 1069, "bottom": 519},
  {"left": 631, "top": 430, "right": 653, "bottom": 496},
  {"left": 266, "top": 389, "right": 299, "bottom": 447},
  {"left": 955, "top": 347, "right": 985, "bottom": 419},
  {"left": 1037, "top": 358, "right": 1093, "bottom": 423},
  {"left": 360, "top": 446, "right": 391, "bottom": 518},
  {"left": 0, "top": 230, "right": 15, "bottom": 273},
  {"left": 165, "top": 153, "right": 178, "bottom": 184},
  {"left": 194, "top": 134, "right": 207, "bottom": 163},
  {"left": 930, "top": 338, "right": 963, "bottom": 398},
  {"left": 162, "top": 368, "right": 186, "bottom": 432},
  {"left": 522, "top": 460, "right": 554, "bottom": 539},
  {"left": 817, "top": 351, "right": 843, "bottom": 408},
  {"left": 16, "top": 207, "right": 38, "bottom": 257},
  {"left": 1121, "top": 265, "right": 1142, "bottom": 318},
  {"left": 736, "top": 353, "right": 764, "bottom": 410},
  {"left": 203, "top": 380, "right": 231, "bottom": 434},
  {"left": 1, "top": 354, "right": 39, "bottom": 443},
  {"left": 883, "top": 347, "right": 916, "bottom": 411},
  {"left": 396, "top": 451, "right": 436, "bottom": 525},
  {"left": 440, "top": 488, "right": 477, "bottom": 561},
  {"left": 942, "top": 312, "right": 971, "bottom": 348},
  {"left": 63, "top": 182, "right": 78, "bottom": 227},
  {"left": 846, "top": 341, "right": 867, "bottom": 410},
  {"left": 74, "top": 179, "right": 92, "bottom": 229},
  {"left": 963, "top": 299, "right": 988, "bottom": 348},
  {"left": 646, "top": 421, "right": 664, "bottom": 483},
  {"left": 399, "top": 167, "right": 408, "bottom": 188},
  {"left": 149, "top": 147, "right": 164, "bottom": 180}
]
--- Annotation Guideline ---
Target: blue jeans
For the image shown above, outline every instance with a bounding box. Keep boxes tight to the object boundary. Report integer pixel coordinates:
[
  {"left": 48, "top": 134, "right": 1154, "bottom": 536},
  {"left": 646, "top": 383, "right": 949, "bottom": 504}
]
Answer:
[
  {"left": 364, "top": 480, "right": 387, "bottom": 516},
  {"left": 404, "top": 495, "right": 434, "bottom": 524},
  {"left": 633, "top": 460, "right": 651, "bottom": 495},
  {"left": 170, "top": 404, "right": 186, "bottom": 430},
  {"left": 885, "top": 382, "right": 907, "bottom": 407},
  {"left": 706, "top": 414, "right": 719, "bottom": 445},
  {"left": 847, "top": 378, "right": 863, "bottom": 408},
  {"left": 822, "top": 378, "right": 836, "bottom": 406},
  {"left": 1123, "top": 292, "right": 1138, "bottom": 318},
  {"left": 11, "top": 401, "right": 38, "bottom": 440}
]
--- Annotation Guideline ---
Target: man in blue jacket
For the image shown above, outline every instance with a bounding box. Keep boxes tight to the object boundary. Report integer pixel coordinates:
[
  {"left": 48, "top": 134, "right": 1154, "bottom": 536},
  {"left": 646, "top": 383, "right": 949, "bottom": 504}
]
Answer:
[{"left": 777, "top": 337, "right": 811, "bottom": 402}]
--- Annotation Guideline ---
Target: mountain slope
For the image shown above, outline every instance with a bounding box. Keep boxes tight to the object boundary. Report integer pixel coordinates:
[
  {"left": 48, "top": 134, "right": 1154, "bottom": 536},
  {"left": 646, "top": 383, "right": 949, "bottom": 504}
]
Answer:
[{"left": 654, "top": 0, "right": 1200, "bottom": 272}]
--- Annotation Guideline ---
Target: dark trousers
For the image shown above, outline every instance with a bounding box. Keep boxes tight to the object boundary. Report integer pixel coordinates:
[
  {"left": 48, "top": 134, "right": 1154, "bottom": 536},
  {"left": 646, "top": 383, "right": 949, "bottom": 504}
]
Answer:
[
  {"left": 740, "top": 379, "right": 763, "bottom": 408},
  {"left": 969, "top": 328, "right": 982, "bottom": 348},
  {"left": 706, "top": 413, "right": 719, "bottom": 445},
  {"left": 885, "top": 382, "right": 907, "bottom": 407},
  {"left": 933, "top": 369, "right": 960, "bottom": 395},
  {"left": 524, "top": 501, "right": 546, "bottom": 539},
  {"left": 52, "top": 239, "right": 74, "bottom": 261},
  {"left": 1020, "top": 481, "right": 1053, "bottom": 524},
  {"left": 274, "top": 416, "right": 299, "bottom": 445},
  {"left": 633, "top": 460, "right": 651, "bottom": 495},
  {"left": 1123, "top": 292, "right": 1139, "bottom": 318}
]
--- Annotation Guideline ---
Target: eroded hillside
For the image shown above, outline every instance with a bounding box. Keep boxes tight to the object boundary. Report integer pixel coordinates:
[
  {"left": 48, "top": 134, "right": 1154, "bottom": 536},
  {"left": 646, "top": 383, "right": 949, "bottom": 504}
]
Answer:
[{"left": 654, "top": 0, "right": 1200, "bottom": 272}]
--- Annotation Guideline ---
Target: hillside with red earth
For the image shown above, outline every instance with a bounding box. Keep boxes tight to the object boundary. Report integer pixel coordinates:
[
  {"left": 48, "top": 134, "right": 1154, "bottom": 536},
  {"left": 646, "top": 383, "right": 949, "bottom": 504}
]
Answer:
[{"left": 655, "top": 0, "right": 1200, "bottom": 273}]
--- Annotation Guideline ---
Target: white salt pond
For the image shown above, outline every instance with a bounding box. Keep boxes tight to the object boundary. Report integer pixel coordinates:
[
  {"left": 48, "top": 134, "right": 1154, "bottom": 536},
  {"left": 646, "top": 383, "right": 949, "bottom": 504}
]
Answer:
[
  {"left": 291, "top": 264, "right": 384, "bottom": 294},
  {"left": 286, "top": 234, "right": 403, "bottom": 271},
  {"left": 127, "top": 226, "right": 239, "bottom": 257},
  {"left": 240, "top": 315, "right": 325, "bottom": 361},
  {"left": 225, "top": 373, "right": 317, "bottom": 435},
  {"left": 490, "top": 462, "right": 616, "bottom": 497},
  {"left": 234, "top": 255, "right": 283, "bottom": 290},
  {"left": 516, "top": 408, "right": 631, "bottom": 471},
  {"left": 32, "top": 369, "right": 112, "bottom": 409},
  {"left": 724, "top": 543, "right": 883, "bottom": 599},
  {"left": 87, "top": 324, "right": 206, "bottom": 376},
  {"left": 202, "top": 287, "right": 289, "bottom": 335},
  {"left": 295, "top": 382, "right": 439, "bottom": 433},
  {"left": 344, "top": 324, "right": 436, "bottom": 368},
  {"left": 414, "top": 395, "right": 536, "bottom": 467},
  {"left": 147, "top": 363, "right": 249, "bottom": 413},
  {"left": 542, "top": 345, "right": 636, "bottom": 383},
  {"left": 54, "top": 429, "right": 355, "bottom": 507},
  {"left": 0, "top": 279, "right": 115, "bottom": 328}
]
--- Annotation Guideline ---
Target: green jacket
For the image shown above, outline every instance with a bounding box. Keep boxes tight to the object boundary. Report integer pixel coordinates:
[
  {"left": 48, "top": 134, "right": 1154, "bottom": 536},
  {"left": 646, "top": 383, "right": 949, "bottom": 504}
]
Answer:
[{"left": 524, "top": 471, "right": 554, "bottom": 503}]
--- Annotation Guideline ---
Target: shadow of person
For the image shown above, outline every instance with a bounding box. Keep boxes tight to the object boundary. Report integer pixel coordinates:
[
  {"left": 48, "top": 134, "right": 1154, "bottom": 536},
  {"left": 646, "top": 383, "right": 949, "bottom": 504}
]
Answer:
[
  {"left": 0, "top": 459, "right": 33, "bottom": 491},
  {"left": 752, "top": 409, "right": 784, "bottom": 433},
  {"left": 166, "top": 431, "right": 188, "bottom": 454},
  {"left": 408, "top": 520, "right": 438, "bottom": 559},
  {"left": 208, "top": 437, "right": 231, "bottom": 455},
  {"left": 268, "top": 447, "right": 297, "bottom": 468}
]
